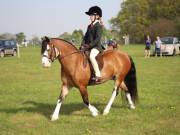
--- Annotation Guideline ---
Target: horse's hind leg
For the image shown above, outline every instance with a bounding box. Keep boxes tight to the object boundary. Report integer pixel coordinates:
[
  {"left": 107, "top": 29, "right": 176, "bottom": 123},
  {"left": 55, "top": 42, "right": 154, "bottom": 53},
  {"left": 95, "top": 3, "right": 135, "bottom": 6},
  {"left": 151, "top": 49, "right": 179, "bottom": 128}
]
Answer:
[
  {"left": 79, "top": 86, "right": 99, "bottom": 117},
  {"left": 125, "top": 92, "right": 135, "bottom": 109},
  {"left": 121, "top": 82, "right": 135, "bottom": 109},
  {"left": 51, "top": 84, "right": 70, "bottom": 121},
  {"left": 103, "top": 84, "right": 120, "bottom": 115}
]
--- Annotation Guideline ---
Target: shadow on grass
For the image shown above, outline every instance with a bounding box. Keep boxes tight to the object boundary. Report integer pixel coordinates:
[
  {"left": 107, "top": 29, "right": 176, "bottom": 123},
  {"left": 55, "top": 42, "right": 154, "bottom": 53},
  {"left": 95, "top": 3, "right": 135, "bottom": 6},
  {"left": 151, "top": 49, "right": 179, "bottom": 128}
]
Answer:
[
  {"left": 0, "top": 101, "right": 125, "bottom": 119},
  {"left": 0, "top": 101, "right": 85, "bottom": 119}
]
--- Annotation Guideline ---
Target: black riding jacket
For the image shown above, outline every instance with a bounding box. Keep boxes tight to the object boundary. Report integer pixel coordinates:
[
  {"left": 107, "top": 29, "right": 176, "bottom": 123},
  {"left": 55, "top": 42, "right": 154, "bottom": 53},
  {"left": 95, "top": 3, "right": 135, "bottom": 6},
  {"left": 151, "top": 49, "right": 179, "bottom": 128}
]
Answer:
[{"left": 82, "top": 21, "right": 103, "bottom": 52}]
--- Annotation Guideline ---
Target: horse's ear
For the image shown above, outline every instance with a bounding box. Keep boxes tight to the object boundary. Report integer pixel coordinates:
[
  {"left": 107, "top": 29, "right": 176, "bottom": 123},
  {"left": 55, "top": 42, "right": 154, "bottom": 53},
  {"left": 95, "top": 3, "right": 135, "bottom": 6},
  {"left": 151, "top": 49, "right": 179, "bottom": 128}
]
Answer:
[
  {"left": 45, "top": 36, "right": 50, "bottom": 42},
  {"left": 41, "top": 37, "right": 44, "bottom": 41}
]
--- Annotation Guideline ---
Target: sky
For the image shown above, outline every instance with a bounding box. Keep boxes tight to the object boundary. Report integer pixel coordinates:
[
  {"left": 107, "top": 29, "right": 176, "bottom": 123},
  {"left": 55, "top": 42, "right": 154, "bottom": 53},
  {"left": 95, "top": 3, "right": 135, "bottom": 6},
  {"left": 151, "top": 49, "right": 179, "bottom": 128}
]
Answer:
[{"left": 0, "top": 0, "right": 122, "bottom": 39}]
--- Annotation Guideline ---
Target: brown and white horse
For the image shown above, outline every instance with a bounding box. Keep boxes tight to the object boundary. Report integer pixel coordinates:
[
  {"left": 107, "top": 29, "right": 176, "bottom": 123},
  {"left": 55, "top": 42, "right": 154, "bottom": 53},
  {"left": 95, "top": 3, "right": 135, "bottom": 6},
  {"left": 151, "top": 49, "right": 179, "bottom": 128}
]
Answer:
[{"left": 41, "top": 37, "right": 138, "bottom": 121}]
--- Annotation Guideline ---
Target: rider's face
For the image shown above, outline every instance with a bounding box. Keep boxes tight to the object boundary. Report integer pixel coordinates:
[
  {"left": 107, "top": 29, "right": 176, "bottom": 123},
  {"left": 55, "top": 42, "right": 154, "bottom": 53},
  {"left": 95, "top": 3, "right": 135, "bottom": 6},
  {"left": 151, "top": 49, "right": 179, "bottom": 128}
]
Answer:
[{"left": 90, "top": 15, "right": 95, "bottom": 22}]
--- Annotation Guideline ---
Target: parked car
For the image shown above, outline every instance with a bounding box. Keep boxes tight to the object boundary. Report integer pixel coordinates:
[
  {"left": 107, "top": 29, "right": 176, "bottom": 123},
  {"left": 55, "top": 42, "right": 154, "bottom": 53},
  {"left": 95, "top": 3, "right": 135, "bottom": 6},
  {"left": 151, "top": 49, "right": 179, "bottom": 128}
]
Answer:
[
  {"left": 152, "top": 37, "right": 180, "bottom": 56},
  {"left": 0, "top": 40, "right": 17, "bottom": 57}
]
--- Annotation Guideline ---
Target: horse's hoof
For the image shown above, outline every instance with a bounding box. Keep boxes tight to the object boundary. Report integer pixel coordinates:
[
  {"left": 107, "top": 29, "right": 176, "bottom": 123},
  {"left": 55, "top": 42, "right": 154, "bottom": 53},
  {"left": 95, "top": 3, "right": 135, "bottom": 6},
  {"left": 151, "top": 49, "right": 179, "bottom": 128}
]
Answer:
[
  {"left": 130, "top": 105, "right": 136, "bottom": 109},
  {"left": 92, "top": 112, "right": 98, "bottom": 117},
  {"left": 103, "top": 110, "right": 109, "bottom": 115},
  {"left": 89, "top": 104, "right": 99, "bottom": 117},
  {"left": 51, "top": 116, "right": 59, "bottom": 121}
]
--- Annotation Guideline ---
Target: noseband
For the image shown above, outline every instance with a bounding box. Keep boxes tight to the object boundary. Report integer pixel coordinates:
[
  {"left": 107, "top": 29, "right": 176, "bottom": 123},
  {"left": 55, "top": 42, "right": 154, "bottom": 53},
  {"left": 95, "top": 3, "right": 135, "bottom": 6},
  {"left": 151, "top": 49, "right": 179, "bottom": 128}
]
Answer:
[{"left": 42, "top": 54, "right": 52, "bottom": 62}]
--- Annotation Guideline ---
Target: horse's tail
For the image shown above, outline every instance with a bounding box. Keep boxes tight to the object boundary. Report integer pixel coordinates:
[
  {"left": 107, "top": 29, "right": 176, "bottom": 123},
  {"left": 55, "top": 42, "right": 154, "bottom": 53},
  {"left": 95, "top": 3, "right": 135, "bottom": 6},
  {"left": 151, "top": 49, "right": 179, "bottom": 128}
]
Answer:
[{"left": 124, "top": 56, "right": 138, "bottom": 103}]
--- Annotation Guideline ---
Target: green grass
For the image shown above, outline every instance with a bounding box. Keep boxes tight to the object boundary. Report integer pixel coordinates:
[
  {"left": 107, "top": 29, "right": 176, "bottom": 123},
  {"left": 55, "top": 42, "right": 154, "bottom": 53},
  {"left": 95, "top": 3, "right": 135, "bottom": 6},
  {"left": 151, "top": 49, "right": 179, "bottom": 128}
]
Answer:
[{"left": 0, "top": 45, "right": 180, "bottom": 135}]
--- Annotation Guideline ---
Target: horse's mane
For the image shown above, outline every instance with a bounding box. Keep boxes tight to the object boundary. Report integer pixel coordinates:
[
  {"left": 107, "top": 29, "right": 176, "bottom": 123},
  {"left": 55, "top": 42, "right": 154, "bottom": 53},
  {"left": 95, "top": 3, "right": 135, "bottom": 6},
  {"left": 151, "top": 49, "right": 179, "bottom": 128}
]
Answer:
[{"left": 52, "top": 38, "right": 79, "bottom": 51}]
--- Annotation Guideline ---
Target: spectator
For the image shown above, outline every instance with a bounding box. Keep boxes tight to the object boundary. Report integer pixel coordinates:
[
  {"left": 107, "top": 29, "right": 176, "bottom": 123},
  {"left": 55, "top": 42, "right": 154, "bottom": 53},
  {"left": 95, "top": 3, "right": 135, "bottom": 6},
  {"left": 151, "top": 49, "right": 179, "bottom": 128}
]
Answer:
[
  {"left": 154, "top": 36, "right": 162, "bottom": 57},
  {"left": 144, "top": 35, "right": 151, "bottom": 58}
]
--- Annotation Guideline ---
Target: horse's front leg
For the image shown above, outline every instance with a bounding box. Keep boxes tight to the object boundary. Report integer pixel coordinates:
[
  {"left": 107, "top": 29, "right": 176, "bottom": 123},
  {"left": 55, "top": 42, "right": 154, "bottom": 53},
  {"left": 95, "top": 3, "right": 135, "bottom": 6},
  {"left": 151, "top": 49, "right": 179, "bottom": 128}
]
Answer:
[
  {"left": 79, "top": 86, "right": 99, "bottom": 117},
  {"left": 51, "top": 84, "right": 70, "bottom": 121}
]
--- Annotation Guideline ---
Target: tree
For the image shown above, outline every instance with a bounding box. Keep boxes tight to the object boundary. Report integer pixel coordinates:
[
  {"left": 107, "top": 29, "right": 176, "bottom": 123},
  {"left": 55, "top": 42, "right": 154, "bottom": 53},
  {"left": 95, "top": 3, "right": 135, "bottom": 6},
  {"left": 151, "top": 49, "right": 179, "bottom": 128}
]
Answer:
[
  {"left": 59, "top": 30, "right": 84, "bottom": 45},
  {"left": 16, "top": 32, "right": 26, "bottom": 44},
  {"left": 110, "top": 0, "right": 150, "bottom": 43},
  {"left": 0, "top": 33, "right": 16, "bottom": 40},
  {"left": 59, "top": 32, "right": 72, "bottom": 42},
  {"left": 147, "top": 0, "right": 180, "bottom": 38},
  {"left": 102, "top": 27, "right": 111, "bottom": 41},
  {"left": 30, "top": 36, "right": 41, "bottom": 46},
  {"left": 71, "top": 29, "right": 83, "bottom": 45},
  {"left": 146, "top": 19, "right": 177, "bottom": 41},
  {"left": 110, "top": 0, "right": 180, "bottom": 43}
]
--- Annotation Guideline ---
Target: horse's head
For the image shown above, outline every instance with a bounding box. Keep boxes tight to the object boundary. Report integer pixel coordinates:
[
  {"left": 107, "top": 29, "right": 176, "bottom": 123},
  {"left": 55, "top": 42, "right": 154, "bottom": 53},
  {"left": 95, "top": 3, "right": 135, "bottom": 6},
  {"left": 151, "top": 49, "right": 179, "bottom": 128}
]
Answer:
[{"left": 41, "top": 36, "right": 59, "bottom": 68}]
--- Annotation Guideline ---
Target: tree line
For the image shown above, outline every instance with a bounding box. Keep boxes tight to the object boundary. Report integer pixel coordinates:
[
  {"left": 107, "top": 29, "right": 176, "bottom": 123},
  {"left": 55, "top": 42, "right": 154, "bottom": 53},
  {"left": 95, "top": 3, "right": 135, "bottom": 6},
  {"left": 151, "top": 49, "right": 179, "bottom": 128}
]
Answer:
[
  {"left": 110, "top": 0, "right": 180, "bottom": 43},
  {"left": 59, "top": 28, "right": 115, "bottom": 45},
  {"left": 0, "top": 32, "right": 26, "bottom": 44},
  {"left": 0, "top": 27, "right": 114, "bottom": 46},
  {"left": 0, "top": 32, "right": 41, "bottom": 46}
]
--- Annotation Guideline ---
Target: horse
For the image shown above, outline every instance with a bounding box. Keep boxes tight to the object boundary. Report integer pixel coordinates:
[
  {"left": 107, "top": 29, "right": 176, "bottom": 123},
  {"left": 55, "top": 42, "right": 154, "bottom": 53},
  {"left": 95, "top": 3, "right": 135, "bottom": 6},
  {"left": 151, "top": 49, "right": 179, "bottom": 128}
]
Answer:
[{"left": 41, "top": 36, "right": 138, "bottom": 121}]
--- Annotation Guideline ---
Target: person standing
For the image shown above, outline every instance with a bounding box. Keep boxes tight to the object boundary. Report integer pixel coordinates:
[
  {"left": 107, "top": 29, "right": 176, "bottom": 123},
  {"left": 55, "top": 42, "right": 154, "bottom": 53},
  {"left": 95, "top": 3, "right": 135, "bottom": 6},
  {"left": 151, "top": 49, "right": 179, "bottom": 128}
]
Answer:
[
  {"left": 154, "top": 36, "right": 162, "bottom": 57},
  {"left": 144, "top": 35, "right": 151, "bottom": 58},
  {"left": 80, "top": 6, "right": 103, "bottom": 81}
]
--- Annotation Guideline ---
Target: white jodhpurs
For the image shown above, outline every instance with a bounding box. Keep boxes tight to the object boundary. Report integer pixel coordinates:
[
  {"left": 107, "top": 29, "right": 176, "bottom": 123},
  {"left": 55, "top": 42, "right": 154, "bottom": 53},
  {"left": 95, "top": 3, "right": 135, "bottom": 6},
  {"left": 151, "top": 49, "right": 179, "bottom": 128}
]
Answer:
[{"left": 90, "top": 48, "right": 101, "bottom": 77}]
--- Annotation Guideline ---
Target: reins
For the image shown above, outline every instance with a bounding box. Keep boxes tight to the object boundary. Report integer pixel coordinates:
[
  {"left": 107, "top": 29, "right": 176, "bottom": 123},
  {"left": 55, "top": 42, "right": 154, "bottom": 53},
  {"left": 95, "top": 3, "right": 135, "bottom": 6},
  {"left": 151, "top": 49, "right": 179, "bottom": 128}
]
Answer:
[
  {"left": 48, "top": 38, "right": 84, "bottom": 61},
  {"left": 59, "top": 50, "right": 81, "bottom": 60}
]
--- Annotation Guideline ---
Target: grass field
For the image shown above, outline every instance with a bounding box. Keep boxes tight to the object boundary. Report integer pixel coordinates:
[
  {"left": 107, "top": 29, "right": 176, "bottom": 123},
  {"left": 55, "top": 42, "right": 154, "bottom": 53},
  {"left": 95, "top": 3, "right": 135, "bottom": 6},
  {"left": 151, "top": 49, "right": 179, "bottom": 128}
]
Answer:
[{"left": 0, "top": 45, "right": 180, "bottom": 135}]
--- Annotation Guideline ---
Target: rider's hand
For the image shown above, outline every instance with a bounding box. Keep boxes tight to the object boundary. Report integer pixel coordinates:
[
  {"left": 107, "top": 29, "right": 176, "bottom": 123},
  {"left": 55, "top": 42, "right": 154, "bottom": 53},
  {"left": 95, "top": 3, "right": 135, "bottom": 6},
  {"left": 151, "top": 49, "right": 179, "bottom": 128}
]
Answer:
[
  {"left": 83, "top": 44, "right": 89, "bottom": 49},
  {"left": 80, "top": 44, "right": 89, "bottom": 51}
]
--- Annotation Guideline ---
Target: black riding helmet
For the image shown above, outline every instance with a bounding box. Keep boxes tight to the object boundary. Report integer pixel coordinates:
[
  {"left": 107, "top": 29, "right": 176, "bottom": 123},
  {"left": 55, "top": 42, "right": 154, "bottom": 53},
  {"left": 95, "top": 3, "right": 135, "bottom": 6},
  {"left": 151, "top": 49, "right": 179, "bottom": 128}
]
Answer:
[{"left": 85, "top": 6, "right": 102, "bottom": 17}]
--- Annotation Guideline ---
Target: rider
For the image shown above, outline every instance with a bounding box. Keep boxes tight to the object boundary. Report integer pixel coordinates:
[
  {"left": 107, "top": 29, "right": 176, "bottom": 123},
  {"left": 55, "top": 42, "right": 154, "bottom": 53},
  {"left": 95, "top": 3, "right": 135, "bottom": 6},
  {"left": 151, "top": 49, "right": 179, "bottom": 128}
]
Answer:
[{"left": 81, "top": 6, "right": 103, "bottom": 81}]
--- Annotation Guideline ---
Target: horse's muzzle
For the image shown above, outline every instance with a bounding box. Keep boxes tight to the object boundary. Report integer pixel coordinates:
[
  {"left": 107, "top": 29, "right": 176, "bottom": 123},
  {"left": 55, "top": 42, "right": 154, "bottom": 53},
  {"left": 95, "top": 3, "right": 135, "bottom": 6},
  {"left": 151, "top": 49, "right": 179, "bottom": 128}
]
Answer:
[{"left": 42, "top": 56, "right": 51, "bottom": 68}]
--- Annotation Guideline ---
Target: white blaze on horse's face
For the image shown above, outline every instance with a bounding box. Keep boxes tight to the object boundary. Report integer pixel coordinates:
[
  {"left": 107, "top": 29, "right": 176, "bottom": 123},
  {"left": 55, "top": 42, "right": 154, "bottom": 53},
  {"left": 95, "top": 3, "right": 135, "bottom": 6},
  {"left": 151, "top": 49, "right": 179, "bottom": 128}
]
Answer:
[{"left": 42, "top": 44, "right": 51, "bottom": 68}]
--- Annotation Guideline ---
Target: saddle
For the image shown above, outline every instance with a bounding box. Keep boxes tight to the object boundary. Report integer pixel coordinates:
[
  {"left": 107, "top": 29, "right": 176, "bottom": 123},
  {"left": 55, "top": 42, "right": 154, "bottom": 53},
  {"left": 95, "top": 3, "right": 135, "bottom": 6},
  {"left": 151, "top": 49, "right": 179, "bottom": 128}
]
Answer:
[{"left": 81, "top": 50, "right": 113, "bottom": 84}]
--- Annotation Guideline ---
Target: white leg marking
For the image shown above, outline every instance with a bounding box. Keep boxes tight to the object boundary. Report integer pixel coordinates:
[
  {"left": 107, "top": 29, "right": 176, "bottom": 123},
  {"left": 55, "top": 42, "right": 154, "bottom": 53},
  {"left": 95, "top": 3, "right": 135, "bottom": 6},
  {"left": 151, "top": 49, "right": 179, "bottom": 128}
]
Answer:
[
  {"left": 51, "top": 99, "right": 62, "bottom": 121},
  {"left": 126, "top": 93, "right": 135, "bottom": 109},
  {"left": 51, "top": 85, "right": 69, "bottom": 121},
  {"left": 88, "top": 104, "right": 99, "bottom": 117},
  {"left": 103, "top": 89, "right": 117, "bottom": 115}
]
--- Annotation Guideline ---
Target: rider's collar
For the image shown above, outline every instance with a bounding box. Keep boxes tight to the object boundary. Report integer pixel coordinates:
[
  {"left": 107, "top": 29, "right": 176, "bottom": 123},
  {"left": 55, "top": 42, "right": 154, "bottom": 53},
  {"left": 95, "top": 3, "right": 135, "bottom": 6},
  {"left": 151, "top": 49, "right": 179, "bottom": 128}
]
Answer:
[{"left": 92, "top": 20, "right": 100, "bottom": 25}]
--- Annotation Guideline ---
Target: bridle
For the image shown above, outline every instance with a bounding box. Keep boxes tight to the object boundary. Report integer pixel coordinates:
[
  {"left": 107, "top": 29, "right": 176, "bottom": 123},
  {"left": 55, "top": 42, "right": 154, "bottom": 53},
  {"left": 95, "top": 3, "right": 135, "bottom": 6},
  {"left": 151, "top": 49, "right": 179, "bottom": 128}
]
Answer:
[
  {"left": 43, "top": 43, "right": 81, "bottom": 62},
  {"left": 42, "top": 43, "right": 58, "bottom": 62}
]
